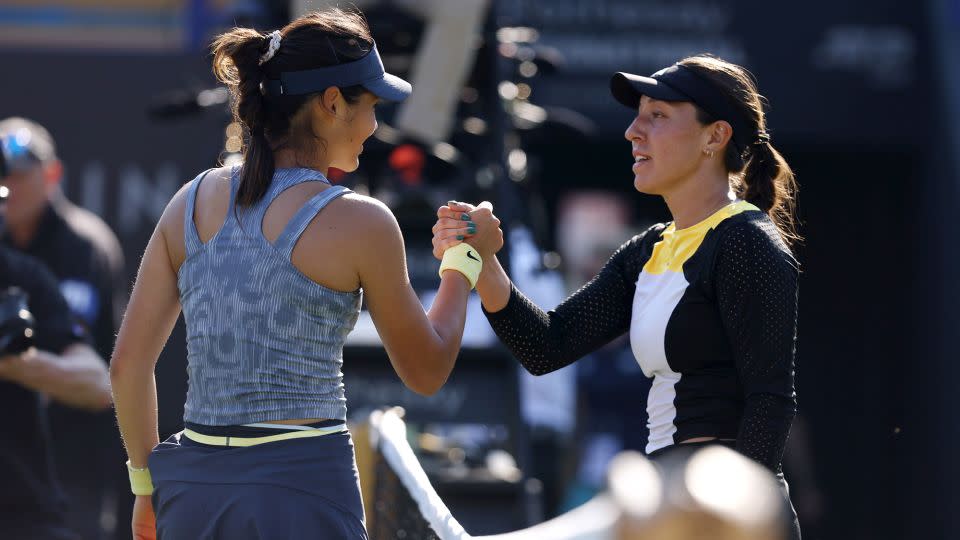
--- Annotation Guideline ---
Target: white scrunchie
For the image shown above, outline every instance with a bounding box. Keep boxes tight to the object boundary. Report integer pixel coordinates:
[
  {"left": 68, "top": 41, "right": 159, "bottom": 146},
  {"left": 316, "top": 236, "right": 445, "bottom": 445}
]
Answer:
[{"left": 258, "top": 30, "right": 282, "bottom": 65}]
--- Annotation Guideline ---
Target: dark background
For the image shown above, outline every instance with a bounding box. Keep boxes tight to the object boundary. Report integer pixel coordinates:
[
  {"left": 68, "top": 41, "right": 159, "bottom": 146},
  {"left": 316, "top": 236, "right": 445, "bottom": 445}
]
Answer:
[{"left": 1, "top": 0, "right": 956, "bottom": 538}]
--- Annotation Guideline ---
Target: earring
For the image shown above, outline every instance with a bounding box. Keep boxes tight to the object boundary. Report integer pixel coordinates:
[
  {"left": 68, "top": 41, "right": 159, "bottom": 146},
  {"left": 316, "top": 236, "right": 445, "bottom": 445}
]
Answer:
[{"left": 704, "top": 149, "right": 714, "bottom": 158}]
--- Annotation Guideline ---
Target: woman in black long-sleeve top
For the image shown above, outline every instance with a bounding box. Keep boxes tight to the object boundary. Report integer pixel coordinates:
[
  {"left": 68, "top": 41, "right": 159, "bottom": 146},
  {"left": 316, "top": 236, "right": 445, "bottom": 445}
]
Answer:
[{"left": 434, "top": 54, "right": 802, "bottom": 539}]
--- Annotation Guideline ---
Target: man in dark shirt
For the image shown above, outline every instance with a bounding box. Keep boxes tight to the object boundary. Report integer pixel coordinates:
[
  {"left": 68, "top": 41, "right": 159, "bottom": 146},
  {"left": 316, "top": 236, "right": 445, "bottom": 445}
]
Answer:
[
  {"left": 0, "top": 246, "right": 112, "bottom": 539},
  {"left": 0, "top": 117, "right": 126, "bottom": 539}
]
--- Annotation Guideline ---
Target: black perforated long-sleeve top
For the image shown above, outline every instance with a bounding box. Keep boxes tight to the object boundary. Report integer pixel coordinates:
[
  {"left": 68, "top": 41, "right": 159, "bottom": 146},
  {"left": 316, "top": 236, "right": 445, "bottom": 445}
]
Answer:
[{"left": 484, "top": 203, "right": 798, "bottom": 472}]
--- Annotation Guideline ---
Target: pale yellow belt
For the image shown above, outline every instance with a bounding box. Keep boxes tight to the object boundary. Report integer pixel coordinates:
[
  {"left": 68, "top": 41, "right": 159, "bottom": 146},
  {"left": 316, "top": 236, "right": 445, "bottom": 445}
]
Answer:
[{"left": 182, "top": 423, "right": 347, "bottom": 447}]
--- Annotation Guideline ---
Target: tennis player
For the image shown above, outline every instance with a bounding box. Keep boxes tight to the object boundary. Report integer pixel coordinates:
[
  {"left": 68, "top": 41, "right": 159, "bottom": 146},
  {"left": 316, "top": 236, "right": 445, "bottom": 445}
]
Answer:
[
  {"left": 436, "top": 54, "right": 802, "bottom": 540},
  {"left": 110, "top": 8, "right": 501, "bottom": 539}
]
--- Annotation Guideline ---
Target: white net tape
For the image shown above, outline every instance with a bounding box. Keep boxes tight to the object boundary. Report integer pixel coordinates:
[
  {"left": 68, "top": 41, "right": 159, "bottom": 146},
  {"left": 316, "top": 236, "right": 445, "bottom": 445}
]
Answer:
[{"left": 370, "top": 408, "right": 618, "bottom": 540}]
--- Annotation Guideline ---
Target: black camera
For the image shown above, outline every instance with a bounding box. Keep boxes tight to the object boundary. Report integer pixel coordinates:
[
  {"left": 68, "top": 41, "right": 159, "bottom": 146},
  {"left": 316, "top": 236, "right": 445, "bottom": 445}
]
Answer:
[
  {"left": 0, "top": 287, "right": 35, "bottom": 356},
  {"left": 0, "top": 145, "right": 36, "bottom": 356}
]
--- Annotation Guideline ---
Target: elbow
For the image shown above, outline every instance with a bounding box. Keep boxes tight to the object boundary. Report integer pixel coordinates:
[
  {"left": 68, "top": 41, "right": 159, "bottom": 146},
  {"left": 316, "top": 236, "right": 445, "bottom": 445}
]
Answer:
[
  {"left": 109, "top": 347, "right": 137, "bottom": 382},
  {"left": 404, "top": 372, "right": 448, "bottom": 397},
  {"left": 108, "top": 352, "right": 139, "bottom": 400},
  {"left": 520, "top": 355, "right": 561, "bottom": 377},
  {"left": 418, "top": 376, "right": 447, "bottom": 396},
  {"left": 96, "top": 369, "right": 114, "bottom": 411},
  {"left": 99, "top": 393, "right": 114, "bottom": 411},
  {"left": 108, "top": 357, "right": 124, "bottom": 382},
  {"left": 399, "top": 357, "right": 452, "bottom": 397},
  {"left": 525, "top": 365, "right": 549, "bottom": 377},
  {"left": 108, "top": 360, "right": 125, "bottom": 394},
  {"left": 392, "top": 345, "right": 455, "bottom": 396}
]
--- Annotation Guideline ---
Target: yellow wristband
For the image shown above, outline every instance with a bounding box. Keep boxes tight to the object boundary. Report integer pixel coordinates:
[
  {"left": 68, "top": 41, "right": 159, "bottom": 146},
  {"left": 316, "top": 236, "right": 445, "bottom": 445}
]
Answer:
[
  {"left": 127, "top": 460, "right": 154, "bottom": 496},
  {"left": 439, "top": 243, "right": 482, "bottom": 289}
]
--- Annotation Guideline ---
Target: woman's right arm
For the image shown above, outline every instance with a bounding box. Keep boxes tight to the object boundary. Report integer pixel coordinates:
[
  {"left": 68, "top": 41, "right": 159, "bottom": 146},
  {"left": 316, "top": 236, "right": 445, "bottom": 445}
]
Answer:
[
  {"left": 353, "top": 197, "right": 500, "bottom": 396},
  {"left": 436, "top": 204, "right": 655, "bottom": 375}
]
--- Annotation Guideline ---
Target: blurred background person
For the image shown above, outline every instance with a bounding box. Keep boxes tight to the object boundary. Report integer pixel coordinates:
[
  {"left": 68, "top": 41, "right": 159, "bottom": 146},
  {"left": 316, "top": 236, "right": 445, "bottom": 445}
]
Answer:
[
  {"left": 505, "top": 223, "right": 572, "bottom": 520},
  {"left": 0, "top": 117, "right": 126, "bottom": 539},
  {"left": 0, "top": 173, "right": 112, "bottom": 538},
  {"left": 553, "top": 192, "right": 654, "bottom": 512}
]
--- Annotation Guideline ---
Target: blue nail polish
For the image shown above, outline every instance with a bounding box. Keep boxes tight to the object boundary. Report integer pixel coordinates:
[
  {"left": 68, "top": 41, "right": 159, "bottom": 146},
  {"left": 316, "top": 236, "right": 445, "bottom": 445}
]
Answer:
[
  {"left": 461, "top": 213, "right": 471, "bottom": 221},
  {"left": 456, "top": 235, "right": 464, "bottom": 240},
  {"left": 467, "top": 226, "right": 476, "bottom": 234}
]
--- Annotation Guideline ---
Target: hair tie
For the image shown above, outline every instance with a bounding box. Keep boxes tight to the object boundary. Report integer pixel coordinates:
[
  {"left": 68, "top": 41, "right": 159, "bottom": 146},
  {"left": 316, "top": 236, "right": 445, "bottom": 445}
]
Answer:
[
  {"left": 259, "top": 30, "right": 282, "bottom": 65},
  {"left": 754, "top": 131, "right": 771, "bottom": 145}
]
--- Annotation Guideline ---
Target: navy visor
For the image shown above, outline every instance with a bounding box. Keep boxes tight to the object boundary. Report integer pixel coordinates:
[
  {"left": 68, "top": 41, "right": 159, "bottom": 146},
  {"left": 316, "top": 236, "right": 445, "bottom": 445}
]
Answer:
[{"left": 261, "top": 44, "right": 412, "bottom": 102}]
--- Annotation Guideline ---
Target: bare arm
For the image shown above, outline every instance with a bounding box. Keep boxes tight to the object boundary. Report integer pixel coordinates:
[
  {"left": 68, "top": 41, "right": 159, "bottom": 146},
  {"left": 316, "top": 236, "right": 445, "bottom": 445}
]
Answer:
[
  {"left": 110, "top": 188, "right": 186, "bottom": 469},
  {"left": 0, "top": 343, "right": 111, "bottom": 410},
  {"left": 355, "top": 197, "right": 499, "bottom": 396}
]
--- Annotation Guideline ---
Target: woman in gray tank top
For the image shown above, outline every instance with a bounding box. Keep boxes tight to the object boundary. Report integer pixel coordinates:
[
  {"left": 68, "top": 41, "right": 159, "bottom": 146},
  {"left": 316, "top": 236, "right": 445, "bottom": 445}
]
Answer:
[{"left": 109, "top": 8, "right": 501, "bottom": 540}]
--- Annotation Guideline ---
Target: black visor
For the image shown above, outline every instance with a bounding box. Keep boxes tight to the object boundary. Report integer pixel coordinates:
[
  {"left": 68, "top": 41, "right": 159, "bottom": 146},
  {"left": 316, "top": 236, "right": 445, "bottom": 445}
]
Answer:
[{"left": 611, "top": 64, "right": 753, "bottom": 151}]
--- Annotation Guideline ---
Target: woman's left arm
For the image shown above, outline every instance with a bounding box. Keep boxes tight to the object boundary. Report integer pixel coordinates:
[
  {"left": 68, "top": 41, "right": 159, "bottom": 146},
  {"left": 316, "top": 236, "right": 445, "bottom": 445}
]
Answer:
[
  {"left": 715, "top": 220, "right": 799, "bottom": 473},
  {"left": 110, "top": 188, "right": 187, "bottom": 470}
]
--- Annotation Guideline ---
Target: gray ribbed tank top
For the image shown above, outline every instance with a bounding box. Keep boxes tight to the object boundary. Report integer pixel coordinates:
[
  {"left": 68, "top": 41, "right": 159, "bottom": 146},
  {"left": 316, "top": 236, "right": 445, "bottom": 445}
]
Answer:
[{"left": 177, "top": 166, "right": 361, "bottom": 425}]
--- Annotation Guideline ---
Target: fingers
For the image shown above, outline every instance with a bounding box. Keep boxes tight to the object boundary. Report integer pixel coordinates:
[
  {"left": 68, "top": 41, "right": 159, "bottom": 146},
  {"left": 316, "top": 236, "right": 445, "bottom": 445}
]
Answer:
[
  {"left": 438, "top": 201, "right": 474, "bottom": 219},
  {"left": 435, "top": 226, "right": 474, "bottom": 242},
  {"left": 431, "top": 215, "right": 475, "bottom": 235},
  {"left": 432, "top": 225, "right": 473, "bottom": 259},
  {"left": 432, "top": 233, "right": 463, "bottom": 260},
  {"left": 437, "top": 200, "right": 495, "bottom": 220},
  {"left": 447, "top": 200, "right": 476, "bottom": 212},
  {"left": 468, "top": 201, "right": 496, "bottom": 221},
  {"left": 468, "top": 205, "right": 500, "bottom": 228},
  {"left": 434, "top": 200, "right": 500, "bottom": 260}
]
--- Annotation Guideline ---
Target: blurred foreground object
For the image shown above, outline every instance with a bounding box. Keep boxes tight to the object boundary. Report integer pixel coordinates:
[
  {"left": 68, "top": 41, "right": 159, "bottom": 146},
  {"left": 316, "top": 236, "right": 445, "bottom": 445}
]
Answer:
[{"left": 611, "top": 447, "right": 785, "bottom": 540}]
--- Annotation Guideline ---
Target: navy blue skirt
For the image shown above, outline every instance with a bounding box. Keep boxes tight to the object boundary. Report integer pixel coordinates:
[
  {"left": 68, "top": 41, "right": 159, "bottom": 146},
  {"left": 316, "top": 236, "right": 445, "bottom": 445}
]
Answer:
[{"left": 148, "top": 430, "right": 367, "bottom": 540}]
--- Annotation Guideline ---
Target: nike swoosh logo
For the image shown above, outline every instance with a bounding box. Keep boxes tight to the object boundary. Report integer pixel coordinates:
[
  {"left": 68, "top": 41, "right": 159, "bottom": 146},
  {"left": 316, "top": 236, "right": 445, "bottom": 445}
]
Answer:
[{"left": 466, "top": 251, "right": 480, "bottom": 262}]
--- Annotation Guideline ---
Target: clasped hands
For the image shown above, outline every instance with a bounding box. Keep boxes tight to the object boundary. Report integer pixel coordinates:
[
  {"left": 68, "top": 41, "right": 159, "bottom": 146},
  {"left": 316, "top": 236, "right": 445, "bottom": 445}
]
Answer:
[{"left": 432, "top": 201, "right": 504, "bottom": 265}]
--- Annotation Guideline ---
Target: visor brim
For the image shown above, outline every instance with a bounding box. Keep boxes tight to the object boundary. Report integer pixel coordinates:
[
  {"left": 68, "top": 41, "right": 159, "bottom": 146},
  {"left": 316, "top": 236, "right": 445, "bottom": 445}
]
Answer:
[
  {"left": 364, "top": 72, "right": 412, "bottom": 102},
  {"left": 610, "top": 72, "right": 690, "bottom": 109}
]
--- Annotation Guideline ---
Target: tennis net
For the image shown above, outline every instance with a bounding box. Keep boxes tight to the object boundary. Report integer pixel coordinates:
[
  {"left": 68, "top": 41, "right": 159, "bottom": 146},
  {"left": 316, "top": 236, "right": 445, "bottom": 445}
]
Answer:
[{"left": 366, "top": 408, "right": 619, "bottom": 540}]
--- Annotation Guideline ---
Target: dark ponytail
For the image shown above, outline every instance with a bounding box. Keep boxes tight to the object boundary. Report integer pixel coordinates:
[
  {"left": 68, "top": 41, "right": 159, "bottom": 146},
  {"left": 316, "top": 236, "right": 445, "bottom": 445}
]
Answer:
[
  {"left": 740, "top": 140, "right": 799, "bottom": 246},
  {"left": 212, "top": 28, "right": 274, "bottom": 207},
  {"left": 210, "top": 8, "right": 374, "bottom": 208},
  {"left": 680, "top": 55, "right": 801, "bottom": 247}
]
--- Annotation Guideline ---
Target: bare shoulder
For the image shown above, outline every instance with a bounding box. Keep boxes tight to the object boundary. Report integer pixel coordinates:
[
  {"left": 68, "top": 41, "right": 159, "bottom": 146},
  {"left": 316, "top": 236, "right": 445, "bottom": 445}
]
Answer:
[
  {"left": 158, "top": 167, "right": 232, "bottom": 266},
  {"left": 161, "top": 167, "right": 231, "bottom": 228},
  {"left": 328, "top": 192, "right": 401, "bottom": 236},
  {"left": 288, "top": 191, "right": 404, "bottom": 288},
  {"left": 326, "top": 192, "right": 405, "bottom": 272},
  {"left": 158, "top": 180, "right": 191, "bottom": 235}
]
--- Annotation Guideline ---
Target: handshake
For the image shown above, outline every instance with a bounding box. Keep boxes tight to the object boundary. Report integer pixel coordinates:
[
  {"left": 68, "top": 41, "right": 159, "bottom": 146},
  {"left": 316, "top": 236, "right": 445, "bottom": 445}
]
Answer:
[{"left": 431, "top": 201, "right": 504, "bottom": 264}]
